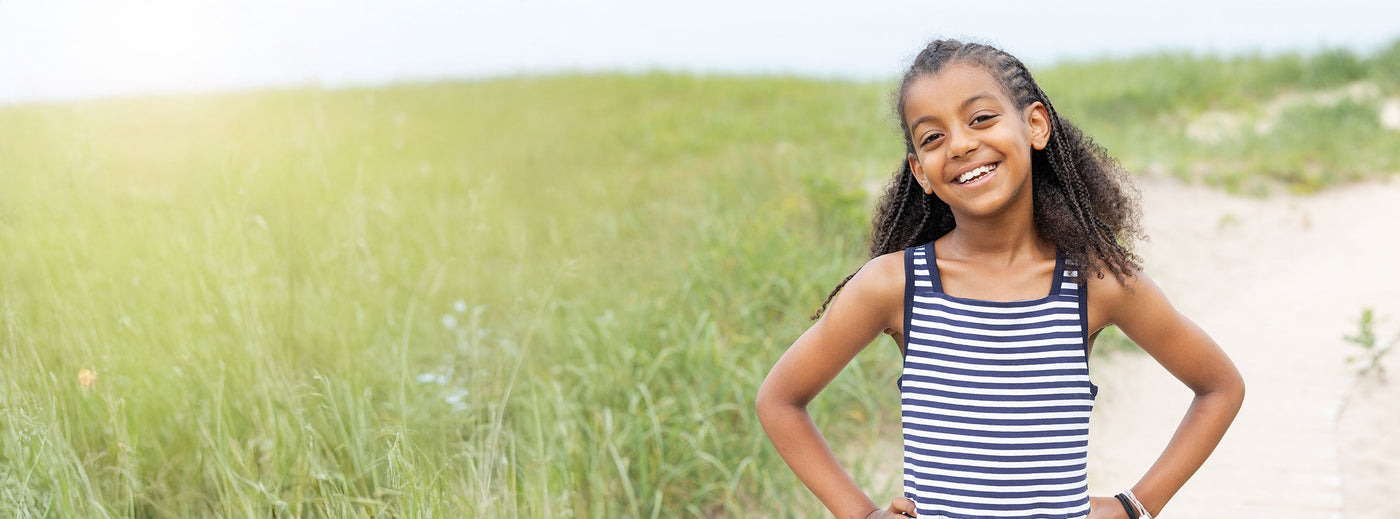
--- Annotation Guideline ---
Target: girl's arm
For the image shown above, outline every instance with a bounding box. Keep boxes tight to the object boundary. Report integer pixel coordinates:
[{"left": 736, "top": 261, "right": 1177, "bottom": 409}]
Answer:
[
  {"left": 1089, "top": 271, "right": 1246, "bottom": 517},
  {"left": 756, "top": 252, "right": 907, "bottom": 519}
]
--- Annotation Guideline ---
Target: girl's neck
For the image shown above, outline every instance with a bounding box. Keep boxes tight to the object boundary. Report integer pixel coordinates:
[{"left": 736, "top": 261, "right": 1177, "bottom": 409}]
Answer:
[{"left": 939, "top": 213, "right": 1052, "bottom": 267}]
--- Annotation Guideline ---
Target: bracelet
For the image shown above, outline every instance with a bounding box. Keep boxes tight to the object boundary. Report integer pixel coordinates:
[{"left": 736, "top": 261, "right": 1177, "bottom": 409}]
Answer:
[
  {"left": 1113, "top": 493, "right": 1139, "bottom": 519},
  {"left": 1123, "top": 490, "right": 1153, "bottom": 519}
]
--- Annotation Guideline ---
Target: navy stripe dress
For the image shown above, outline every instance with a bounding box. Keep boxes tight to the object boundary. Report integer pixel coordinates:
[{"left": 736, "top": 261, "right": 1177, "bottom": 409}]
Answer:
[{"left": 900, "top": 241, "right": 1098, "bottom": 519}]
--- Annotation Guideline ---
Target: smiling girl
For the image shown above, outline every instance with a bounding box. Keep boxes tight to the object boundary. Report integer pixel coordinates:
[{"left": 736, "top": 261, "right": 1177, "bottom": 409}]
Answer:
[{"left": 755, "top": 40, "right": 1245, "bottom": 519}]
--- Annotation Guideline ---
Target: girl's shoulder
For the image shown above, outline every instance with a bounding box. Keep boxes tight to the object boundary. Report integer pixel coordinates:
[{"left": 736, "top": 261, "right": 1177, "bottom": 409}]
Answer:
[
  {"left": 1083, "top": 265, "right": 1174, "bottom": 331},
  {"left": 1083, "top": 264, "right": 1148, "bottom": 303},
  {"left": 829, "top": 250, "right": 907, "bottom": 319},
  {"left": 855, "top": 250, "right": 907, "bottom": 299}
]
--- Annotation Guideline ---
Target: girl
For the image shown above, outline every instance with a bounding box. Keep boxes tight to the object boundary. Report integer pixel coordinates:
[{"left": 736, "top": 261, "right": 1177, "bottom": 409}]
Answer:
[{"left": 755, "top": 40, "right": 1245, "bottom": 519}]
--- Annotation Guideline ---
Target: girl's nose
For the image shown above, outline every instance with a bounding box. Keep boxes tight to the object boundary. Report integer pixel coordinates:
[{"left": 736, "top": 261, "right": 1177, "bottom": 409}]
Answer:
[{"left": 948, "top": 130, "right": 979, "bottom": 159}]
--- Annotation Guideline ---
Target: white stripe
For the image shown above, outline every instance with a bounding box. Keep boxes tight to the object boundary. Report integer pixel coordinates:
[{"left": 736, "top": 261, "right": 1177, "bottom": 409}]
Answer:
[
  {"left": 904, "top": 343, "right": 1083, "bottom": 362},
  {"left": 905, "top": 484, "right": 1089, "bottom": 507},
  {"left": 901, "top": 386, "right": 1086, "bottom": 405},
  {"left": 903, "top": 415, "right": 1089, "bottom": 435},
  {"left": 900, "top": 378, "right": 1087, "bottom": 397},
  {"left": 903, "top": 464, "right": 1084, "bottom": 487},
  {"left": 903, "top": 447, "right": 1087, "bottom": 469},
  {"left": 901, "top": 436, "right": 1086, "bottom": 456},
  {"left": 902, "top": 401, "right": 1091, "bottom": 421},
  {"left": 904, "top": 466, "right": 1088, "bottom": 493},
  {"left": 907, "top": 329, "right": 1083, "bottom": 349},
  {"left": 900, "top": 427, "right": 1088, "bottom": 445},
  {"left": 911, "top": 321, "right": 1082, "bottom": 338},
  {"left": 905, "top": 355, "right": 1084, "bottom": 373},
  {"left": 910, "top": 306, "right": 1077, "bottom": 326},
  {"left": 903, "top": 436, "right": 1087, "bottom": 458},
  {"left": 903, "top": 365, "right": 1087, "bottom": 385},
  {"left": 916, "top": 295, "right": 1078, "bottom": 313}
]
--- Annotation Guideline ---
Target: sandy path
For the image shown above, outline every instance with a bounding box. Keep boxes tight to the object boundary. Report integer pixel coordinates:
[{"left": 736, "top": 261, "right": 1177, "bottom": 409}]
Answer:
[{"left": 1085, "top": 176, "right": 1400, "bottom": 518}]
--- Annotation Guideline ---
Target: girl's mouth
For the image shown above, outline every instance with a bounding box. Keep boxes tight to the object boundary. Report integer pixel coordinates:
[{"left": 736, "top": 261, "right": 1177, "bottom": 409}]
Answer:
[{"left": 954, "top": 163, "right": 998, "bottom": 185}]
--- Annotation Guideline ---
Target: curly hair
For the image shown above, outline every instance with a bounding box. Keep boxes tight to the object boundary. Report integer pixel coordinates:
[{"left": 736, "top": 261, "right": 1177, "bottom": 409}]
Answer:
[{"left": 813, "top": 39, "right": 1145, "bottom": 320}]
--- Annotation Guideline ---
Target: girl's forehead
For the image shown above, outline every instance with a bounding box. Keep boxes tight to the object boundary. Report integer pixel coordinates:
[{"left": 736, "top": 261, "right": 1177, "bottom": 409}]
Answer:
[{"left": 903, "top": 64, "right": 1013, "bottom": 121}]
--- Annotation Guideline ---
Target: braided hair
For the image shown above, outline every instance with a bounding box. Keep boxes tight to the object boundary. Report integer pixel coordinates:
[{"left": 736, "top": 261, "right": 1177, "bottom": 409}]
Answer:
[{"left": 812, "top": 39, "right": 1144, "bottom": 320}]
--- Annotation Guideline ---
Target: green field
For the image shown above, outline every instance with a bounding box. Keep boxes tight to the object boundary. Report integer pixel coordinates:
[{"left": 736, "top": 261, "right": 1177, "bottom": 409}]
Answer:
[{"left": 1, "top": 42, "right": 1397, "bottom": 517}]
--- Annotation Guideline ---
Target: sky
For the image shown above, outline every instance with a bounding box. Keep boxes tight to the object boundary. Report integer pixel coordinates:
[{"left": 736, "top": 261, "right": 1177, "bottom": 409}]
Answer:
[{"left": 1, "top": 0, "right": 1397, "bottom": 105}]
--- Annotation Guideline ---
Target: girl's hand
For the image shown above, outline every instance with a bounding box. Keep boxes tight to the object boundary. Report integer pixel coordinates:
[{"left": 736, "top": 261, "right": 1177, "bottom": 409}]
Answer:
[
  {"left": 864, "top": 497, "right": 917, "bottom": 518},
  {"left": 1087, "top": 496, "right": 1129, "bottom": 519}
]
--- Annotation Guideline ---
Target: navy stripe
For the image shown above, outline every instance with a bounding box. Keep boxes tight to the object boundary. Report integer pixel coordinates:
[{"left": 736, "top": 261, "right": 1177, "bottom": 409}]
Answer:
[
  {"left": 905, "top": 363, "right": 1087, "bottom": 378},
  {"left": 904, "top": 459, "right": 1088, "bottom": 476},
  {"left": 901, "top": 386, "right": 1094, "bottom": 405},
  {"left": 903, "top": 246, "right": 915, "bottom": 364},
  {"left": 902, "top": 409, "right": 1089, "bottom": 427}
]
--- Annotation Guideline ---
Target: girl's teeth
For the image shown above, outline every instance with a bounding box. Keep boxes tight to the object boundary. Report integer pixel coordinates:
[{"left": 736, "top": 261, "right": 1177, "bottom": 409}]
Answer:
[{"left": 957, "top": 164, "right": 997, "bottom": 183}]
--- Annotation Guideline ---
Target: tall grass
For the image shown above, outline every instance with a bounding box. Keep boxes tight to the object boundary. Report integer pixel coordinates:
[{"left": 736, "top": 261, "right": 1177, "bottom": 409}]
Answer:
[
  {"left": 0, "top": 75, "right": 904, "bottom": 517},
  {"left": 1, "top": 41, "right": 1396, "bottom": 517}
]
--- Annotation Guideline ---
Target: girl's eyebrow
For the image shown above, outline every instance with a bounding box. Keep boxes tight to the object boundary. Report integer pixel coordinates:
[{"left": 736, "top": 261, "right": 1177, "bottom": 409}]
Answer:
[
  {"left": 908, "top": 91, "right": 998, "bottom": 132},
  {"left": 959, "top": 92, "right": 994, "bottom": 110}
]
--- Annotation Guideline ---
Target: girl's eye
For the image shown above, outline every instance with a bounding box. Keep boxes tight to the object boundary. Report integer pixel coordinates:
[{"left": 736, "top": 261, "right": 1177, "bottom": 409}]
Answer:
[
  {"left": 921, "top": 133, "right": 942, "bottom": 146},
  {"left": 972, "top": 114, "right": 997, "bottom": 124}
]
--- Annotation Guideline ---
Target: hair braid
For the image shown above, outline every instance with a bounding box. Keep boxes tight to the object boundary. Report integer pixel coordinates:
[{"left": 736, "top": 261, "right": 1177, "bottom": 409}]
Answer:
[{"left": 1038, "top": 91, "right": 1136, "bottom": 280}]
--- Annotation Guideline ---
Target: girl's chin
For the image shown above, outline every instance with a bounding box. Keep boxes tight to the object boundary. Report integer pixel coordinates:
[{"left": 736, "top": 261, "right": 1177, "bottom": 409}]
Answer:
[{"left": 948, "top": 190, "right": 1031, "bottom": 218}]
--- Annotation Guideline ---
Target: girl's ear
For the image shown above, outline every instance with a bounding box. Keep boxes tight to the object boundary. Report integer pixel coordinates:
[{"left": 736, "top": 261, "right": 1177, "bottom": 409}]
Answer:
[
  {"left": 908, "top": 153, "right": 933, "bottom": 194},
  {"left": 1026, "top": 101, "right": 1050, "bottom": 150}
]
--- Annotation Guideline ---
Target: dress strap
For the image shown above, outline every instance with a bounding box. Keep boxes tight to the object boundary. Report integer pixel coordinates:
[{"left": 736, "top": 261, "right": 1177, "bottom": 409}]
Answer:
[
  {"left": 1049, "top": 248, "right": 1066, "bottom": 297},
  {"left": 908, "top": 242, "right": 938, "bottom": 292}
]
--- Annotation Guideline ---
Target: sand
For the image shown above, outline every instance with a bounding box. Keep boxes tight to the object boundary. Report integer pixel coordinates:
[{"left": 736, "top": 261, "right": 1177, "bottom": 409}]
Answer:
[{"left": 1086, "top": 175, "right": 1400, "bottom": 518}]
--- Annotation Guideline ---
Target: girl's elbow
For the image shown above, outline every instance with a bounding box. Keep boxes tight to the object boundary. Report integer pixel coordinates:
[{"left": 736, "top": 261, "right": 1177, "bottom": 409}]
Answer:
[
  {"left": 1216, "top": 369, "right": 1246, "bottom": 413},
  {"left": 754, "top": 383, "right": 804, "bottom": 424},
  {"left": 754, "top": 383, "right": 781, "bottom": 421},
  {"left": 754, "top": 389, "right": 787, "bottom": 433},
  {"left": 1194, "top": 367, "right": 1245, "bottom": 412},
  {"left": 1229, "top": 373, "right": 1246, "bottom": 408},
  {"left": 754, "top": 388, "right": 771, "bottom": 418}
]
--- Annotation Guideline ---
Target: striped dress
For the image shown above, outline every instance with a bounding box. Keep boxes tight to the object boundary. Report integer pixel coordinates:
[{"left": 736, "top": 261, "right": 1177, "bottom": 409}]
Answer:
[{"left": 900, "top": 241, "right": 1097, "bottom": 519}]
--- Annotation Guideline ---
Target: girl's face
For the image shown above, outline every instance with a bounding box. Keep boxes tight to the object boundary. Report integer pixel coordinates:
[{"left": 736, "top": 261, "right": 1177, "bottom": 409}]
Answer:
[{"left": 903, "top": 63, "right": 1050, "bottom": 221}]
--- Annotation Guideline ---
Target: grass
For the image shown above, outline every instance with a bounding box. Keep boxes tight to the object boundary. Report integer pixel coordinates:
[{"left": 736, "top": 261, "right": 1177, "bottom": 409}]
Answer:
[
  {"left": 1344, "top": 308, "right": 1398, "bottom": 380},
  {"left": 0, "top": 75, "right": 900, "bottom": 517},
  {"left": 1, "top": 41, "right": 1397, "bottom": 517}
]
